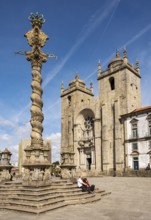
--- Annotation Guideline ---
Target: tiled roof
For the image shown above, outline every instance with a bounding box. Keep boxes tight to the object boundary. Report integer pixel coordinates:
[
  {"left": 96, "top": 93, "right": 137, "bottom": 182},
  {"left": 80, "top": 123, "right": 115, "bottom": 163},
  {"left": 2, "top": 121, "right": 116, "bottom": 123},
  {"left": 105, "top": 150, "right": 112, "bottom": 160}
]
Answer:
[
  {"left": 131, "top": 106, "right": 151, "bottom": 113},
  {"left": 121, "top": 106, "right": 151, "bottom": 118}
]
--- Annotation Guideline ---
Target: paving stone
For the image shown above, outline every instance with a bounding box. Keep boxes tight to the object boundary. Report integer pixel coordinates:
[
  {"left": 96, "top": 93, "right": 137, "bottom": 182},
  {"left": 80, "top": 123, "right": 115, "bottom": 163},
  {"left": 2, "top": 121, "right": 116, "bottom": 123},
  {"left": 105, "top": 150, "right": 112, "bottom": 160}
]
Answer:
[{"left": 0, "top": 177, "right": 150, "bottom": 220}]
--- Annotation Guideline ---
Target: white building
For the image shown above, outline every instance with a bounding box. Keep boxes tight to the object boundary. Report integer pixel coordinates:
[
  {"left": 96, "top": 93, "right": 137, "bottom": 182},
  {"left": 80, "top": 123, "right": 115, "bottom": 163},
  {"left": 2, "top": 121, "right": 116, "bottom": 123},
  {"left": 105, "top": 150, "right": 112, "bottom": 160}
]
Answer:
[{"left": 121, "top": 106, "right": 151, "bottom": 171}]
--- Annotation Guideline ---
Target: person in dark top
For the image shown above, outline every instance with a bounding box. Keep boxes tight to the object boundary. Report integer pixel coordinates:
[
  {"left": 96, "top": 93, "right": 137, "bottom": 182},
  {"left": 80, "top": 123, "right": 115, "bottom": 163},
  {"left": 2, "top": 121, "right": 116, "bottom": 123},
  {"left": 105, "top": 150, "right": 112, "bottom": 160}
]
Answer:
[{"left": 83, "top": 177, "right": 95, "bottom": 192}]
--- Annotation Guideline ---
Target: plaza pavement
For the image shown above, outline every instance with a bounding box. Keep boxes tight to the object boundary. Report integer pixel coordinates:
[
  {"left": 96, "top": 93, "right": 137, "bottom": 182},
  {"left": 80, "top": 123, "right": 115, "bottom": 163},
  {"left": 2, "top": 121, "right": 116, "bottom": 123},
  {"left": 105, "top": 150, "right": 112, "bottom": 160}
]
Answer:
[{"left": 0, "top": 176, "right": 151, "bottom": 220}]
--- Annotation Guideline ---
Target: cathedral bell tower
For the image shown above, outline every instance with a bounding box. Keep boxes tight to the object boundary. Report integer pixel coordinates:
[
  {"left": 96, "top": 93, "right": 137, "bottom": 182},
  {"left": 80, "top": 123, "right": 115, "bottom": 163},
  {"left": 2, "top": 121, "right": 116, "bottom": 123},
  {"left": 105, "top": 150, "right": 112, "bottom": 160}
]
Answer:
[
  {"left": 98, "top": 50, "right": 141, "bottom": 175},
  {"left": 60, "top": 74, "right": 97, "bottom": 177}
]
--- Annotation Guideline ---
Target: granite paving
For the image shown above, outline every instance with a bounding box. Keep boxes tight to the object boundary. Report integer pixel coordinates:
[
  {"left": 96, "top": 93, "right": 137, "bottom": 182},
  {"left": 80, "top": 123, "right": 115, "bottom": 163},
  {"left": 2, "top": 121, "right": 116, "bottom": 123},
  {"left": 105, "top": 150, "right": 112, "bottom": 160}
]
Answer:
[{"left": 0, "top": 176, "right": 151, "bottom": 220}]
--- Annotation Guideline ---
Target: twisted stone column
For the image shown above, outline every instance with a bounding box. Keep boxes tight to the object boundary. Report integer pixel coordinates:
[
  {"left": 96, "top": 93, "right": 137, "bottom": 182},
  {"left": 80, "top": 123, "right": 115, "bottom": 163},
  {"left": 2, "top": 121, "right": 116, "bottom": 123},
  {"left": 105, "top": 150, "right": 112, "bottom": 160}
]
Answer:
[
  {"left": 30, "top": 61, "right": 44, "bottom": 149},
  {"left": 22, "top": 13, "right": 55, "bottom": 186}
]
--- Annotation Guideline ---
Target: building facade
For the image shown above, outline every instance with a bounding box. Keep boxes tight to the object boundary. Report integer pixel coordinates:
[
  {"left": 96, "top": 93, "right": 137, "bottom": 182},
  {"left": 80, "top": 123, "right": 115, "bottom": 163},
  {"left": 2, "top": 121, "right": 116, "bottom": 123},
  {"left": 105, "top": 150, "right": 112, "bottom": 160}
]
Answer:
[
  {"left": 60, "top": 50, "right": 142, "bottom": 176},
  {"left": 121, "top": 106, "right": 151, "bottom": 172}
]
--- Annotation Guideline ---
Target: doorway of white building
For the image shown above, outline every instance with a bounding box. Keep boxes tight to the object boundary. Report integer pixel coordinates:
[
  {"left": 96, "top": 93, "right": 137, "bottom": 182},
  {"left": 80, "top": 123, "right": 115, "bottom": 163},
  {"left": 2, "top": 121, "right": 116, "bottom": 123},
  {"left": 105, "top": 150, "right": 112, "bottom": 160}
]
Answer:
[{"left": 133, "top": 157, "right": 139, "bottom": 170}]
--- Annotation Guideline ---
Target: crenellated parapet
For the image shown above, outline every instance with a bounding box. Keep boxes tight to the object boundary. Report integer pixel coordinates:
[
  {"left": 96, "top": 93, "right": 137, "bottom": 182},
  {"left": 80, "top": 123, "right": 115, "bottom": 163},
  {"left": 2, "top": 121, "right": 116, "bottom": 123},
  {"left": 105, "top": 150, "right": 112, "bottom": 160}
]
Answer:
[
  {"left": 98, "top": 49, "right": 141, "bottom": 80},
  {"left": 61, "top": 73, "right": 94, "bottom": 97}
]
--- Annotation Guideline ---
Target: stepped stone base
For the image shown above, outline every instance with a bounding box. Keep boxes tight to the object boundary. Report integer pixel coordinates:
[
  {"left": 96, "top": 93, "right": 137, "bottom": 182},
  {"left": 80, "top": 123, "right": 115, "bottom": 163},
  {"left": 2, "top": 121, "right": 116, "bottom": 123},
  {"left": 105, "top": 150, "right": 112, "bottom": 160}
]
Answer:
[
  {"left": 0, "top": 178, "right": 110, "bottom": 214},
  {"left": 22, "top": 179, "right": 51, "bottom": 187}
]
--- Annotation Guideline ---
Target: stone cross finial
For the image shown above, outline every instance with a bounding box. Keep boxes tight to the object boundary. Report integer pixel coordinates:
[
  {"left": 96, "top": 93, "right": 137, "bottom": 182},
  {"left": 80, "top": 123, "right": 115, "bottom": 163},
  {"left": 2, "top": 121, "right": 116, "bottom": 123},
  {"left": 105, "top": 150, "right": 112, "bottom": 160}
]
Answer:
[
  {"left": 135, "top": 59, "right": 140, "bottom": 74},
  {"left": 116, "top": 50, "right": 120, "bottom": 57},
  {"left": 123, "top": 48, "right": 127, "bottom": 58},
  {"left": 98, "top": 60, "right": 101, "bottom": 77},
  {"left": 136, "top": 60, "right": 139, "bottom": 69},
  {"left": 98, "top": 60, "right": 101, "bottom": 71},
  {"left": 123, "top": 48, "right": 128, "bottom": 64},
  {"left": 90, "top": 82, "right": 93, "bottom": 93},
  {"left": 75, "top": 73, "right": 79, "bottom": 81},
  {"left": 61, "top": 81, "right": 64, "bottom": 93}
]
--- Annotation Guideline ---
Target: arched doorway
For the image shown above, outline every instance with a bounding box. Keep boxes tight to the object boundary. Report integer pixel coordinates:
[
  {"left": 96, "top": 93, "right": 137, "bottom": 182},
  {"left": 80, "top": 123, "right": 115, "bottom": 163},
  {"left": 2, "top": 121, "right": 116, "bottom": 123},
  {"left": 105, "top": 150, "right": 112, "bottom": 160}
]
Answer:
[{"left": 76, "top": 109, "right": 95, "bottom": 171}]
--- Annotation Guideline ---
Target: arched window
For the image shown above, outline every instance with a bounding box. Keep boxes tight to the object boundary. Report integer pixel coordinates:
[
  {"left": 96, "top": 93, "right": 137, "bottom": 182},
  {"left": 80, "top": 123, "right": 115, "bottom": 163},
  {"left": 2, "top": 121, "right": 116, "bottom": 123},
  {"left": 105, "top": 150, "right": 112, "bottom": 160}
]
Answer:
[
  {"left": 68, "top": 95, "right": 71, "bottom": 106},
  {"left": 109, "top": 77, "right": 115, "bottom": 90}
]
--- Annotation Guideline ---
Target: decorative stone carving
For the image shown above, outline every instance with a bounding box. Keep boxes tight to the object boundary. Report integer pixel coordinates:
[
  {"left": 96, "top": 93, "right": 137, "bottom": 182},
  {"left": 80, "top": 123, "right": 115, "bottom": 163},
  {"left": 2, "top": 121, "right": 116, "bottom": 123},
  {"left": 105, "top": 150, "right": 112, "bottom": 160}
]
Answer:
[
  {"left": 1, "top": 170, "right": 11, "bottom": 181},
  {"left": 0, "top": 148, "right": 13, "bottom": 182},
  {"left": 43, "top": 169, "right": 51, "bottom": 181},
  {"left": 21, "top": 13, "right": 56, "bottom": 186},
  {"left": 78, "top": 116, "right": 94, "bottom": 148},
  {"left": 61, "top": 168, "right": 72, "bottom": 179},
  {"left": 31, "top": 168, "right": 44, "bottom": 181},
  {"left": 22, "top": 168, "right": 31, "bottom": 182}
]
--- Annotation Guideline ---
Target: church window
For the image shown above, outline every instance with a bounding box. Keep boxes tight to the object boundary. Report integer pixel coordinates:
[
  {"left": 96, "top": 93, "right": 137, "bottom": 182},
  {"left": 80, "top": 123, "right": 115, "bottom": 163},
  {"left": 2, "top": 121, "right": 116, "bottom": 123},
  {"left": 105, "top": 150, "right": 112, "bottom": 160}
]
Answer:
[
  {"left": 109, "top": 77, "right": 115, "bottom": 90},
  {"left": 80, "top": 116, "right": 94, "bottom": 142},
  {"left": 68, "top": 95, "right": 71, "bottom": 106},
  {"left": 84, "top": 117, "right": 94, "bottom": 130}
]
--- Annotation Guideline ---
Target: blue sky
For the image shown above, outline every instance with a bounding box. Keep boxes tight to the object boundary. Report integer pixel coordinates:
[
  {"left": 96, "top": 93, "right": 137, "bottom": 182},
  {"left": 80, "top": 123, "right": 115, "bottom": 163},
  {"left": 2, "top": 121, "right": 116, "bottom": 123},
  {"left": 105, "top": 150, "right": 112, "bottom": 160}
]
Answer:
[{"left": 0, "top": 0, "right": 151, "bottom": 163}]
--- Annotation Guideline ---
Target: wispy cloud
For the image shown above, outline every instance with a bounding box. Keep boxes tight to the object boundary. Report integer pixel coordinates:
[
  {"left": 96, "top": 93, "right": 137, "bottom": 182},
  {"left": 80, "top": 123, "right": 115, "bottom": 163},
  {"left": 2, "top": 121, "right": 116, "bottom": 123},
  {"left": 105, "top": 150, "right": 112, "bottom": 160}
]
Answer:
[
  {"left": 41, "top": 0, "right": 121, "bottom": 123},
  {"left": 122, "top": 24, "right": 151, "bottom": 49},
  {"left": 106, "top": 23, "right": 151, "bottom": 65},
  {"left": 0, "top": 119, "right": 15, "bottom": 128},
  {"left": 0, "top": 0, "right": 128, "bottom": 163},
  {"left": 12, "top": 103, "right": 30, "bottom": 123},
  {"left": 43, "top": 0, "right": 120, "bottom": 88},
  {"left": 85, "top": 23, "right": 151, "bottom": 81},
  {"left": 0, "top": 133, "right": 12, "bottom": 142},
  {"left": 0, "top": 120, "right": 31, "bottom": 151},
  {"left": 84, "top": 69, "right": 97, "bottom": 82},
  {"left": 98, "top": 0, "right": 121, "bottom": 37},
  {"left": 8, "top": 0, "right": 120, "bottom": 125}
]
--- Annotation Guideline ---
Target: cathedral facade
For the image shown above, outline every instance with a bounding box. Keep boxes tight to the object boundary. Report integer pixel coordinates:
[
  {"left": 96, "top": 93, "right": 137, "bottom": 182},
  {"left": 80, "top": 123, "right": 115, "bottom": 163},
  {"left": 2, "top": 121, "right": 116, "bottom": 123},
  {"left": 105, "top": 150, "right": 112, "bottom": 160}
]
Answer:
[{"left": 60, "top": 50, "right": 141, "bottom": 176}]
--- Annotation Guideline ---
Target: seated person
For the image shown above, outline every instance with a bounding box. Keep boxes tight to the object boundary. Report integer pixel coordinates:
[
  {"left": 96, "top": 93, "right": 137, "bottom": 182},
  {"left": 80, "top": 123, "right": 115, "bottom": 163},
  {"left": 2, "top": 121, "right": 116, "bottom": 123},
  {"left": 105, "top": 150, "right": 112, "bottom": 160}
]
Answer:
[
  {"left": 77, "top": 176, "right": 88, "bottom": 192},
  {"left": 83, "top": 177, "right": 95, "bottom": 192},
  {"left": 77, "top": 176, "right": 95, "bottom": 193}
]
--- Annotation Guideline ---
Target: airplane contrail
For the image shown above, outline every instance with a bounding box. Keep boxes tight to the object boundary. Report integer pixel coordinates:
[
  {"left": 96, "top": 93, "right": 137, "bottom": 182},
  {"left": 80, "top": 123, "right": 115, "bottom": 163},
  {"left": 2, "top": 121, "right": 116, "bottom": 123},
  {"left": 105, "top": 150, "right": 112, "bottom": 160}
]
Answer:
[
  {"left": 11, "top": 0, "right": 120, "bottom": 121},
  {"left": 43, "top": 0, "right": 120, "bottom": 88},
  {"left": 85, "top": 23, "right": 151, "bottom": 81},
  {"left": 101, "top": 0, "right": 121, "bottom": 37},
  {"left": 44, "top": 22, "right": 151, "bottom": 112}
]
